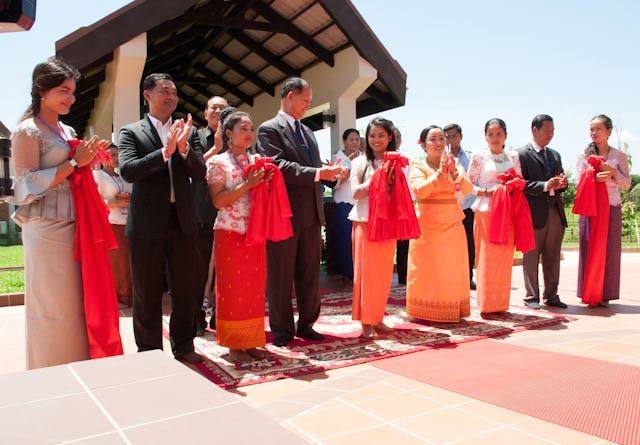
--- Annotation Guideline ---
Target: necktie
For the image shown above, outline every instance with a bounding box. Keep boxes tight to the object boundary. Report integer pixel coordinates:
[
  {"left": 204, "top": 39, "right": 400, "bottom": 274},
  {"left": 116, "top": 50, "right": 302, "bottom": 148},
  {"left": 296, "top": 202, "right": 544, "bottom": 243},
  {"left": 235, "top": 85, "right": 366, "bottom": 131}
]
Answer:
[
  {"left": 542, "top": 148, "right": 551, "bottom": 173},
  {"left": 294, "top": 120, "right": 312, "bottom": 162}
]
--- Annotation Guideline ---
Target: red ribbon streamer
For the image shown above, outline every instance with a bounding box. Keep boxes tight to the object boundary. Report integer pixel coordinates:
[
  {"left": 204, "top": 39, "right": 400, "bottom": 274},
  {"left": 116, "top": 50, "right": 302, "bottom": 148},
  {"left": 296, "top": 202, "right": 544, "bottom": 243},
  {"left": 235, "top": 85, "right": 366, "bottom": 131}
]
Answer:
[
  {"left": 242, "top": 156, "right": 293, "bottom": 245},
  {"left": 367, "top": 152, "right": 420, "bottom": 242},
  {"left": 68, "top": 140, "right": 124, "bottom": 358},
  {"left": 488, "top": 168, "right": 535, "bottom": 253}
]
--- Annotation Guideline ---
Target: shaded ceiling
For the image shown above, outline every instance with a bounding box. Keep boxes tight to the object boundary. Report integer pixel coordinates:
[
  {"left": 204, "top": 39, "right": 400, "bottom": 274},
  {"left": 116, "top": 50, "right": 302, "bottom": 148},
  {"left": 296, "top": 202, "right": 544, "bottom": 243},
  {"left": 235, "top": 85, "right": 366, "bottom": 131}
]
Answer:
[{"left": 56, "top": 0, "right": 407, "bottom": 136}]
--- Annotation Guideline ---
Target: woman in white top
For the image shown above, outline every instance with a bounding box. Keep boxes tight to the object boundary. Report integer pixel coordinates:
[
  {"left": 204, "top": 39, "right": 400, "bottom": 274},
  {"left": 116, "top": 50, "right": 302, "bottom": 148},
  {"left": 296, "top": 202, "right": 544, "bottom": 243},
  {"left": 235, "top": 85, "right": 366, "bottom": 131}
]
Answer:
[
  {"left": 467, "top": 118, "right": 522, "bottom": 314},
  {"left": 349, "top": 117, "right": 398, "bottom": 338},
  {"left": 576, "top": 114, "right": 631, "bottom": 306},
  {"left": 331, "top": 128, "right": 360, "bottom": 285},
  {"left": 207, "top": 111, "right": 271, "bottom": 363},
  {"left": 93, "top": 144, "right": 133, "bottom": 306}
]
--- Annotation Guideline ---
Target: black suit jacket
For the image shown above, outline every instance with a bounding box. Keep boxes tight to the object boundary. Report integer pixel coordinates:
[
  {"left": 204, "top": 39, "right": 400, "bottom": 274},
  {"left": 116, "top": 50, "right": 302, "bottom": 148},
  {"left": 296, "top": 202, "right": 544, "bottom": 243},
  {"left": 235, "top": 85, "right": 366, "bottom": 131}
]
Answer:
[
  {"left": 118, "top": 115, "right": 206, "bottom": 239},
  {"left": 257, "top": 113, "right": 328, "bottom": 230},
  {"left": 517, "top": 143, "right": 567, "bottom": 229}
]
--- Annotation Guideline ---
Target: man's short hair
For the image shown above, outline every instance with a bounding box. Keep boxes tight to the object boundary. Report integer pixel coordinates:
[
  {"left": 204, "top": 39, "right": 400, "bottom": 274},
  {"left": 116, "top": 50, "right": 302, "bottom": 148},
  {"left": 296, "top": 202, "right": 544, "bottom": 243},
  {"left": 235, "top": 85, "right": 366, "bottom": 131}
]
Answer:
[
  {"left": 280, "top": 77, "right": 310, "bottom": 98},
  {"left": 531, "top": 114, "right": 553, "bottom": 130},
  {"left": 443, "top": 123, "right": 462, "bottom": 134},
  {"left": 142, "top": 73, "right": 173, "bottom": 91}
]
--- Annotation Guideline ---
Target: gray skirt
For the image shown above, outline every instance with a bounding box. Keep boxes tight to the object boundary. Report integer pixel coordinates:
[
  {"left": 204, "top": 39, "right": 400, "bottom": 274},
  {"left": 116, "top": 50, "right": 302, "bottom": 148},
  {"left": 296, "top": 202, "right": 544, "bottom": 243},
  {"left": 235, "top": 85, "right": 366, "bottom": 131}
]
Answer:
[{"left": 22, "top": 219, "right": 90, "bottom": 369}]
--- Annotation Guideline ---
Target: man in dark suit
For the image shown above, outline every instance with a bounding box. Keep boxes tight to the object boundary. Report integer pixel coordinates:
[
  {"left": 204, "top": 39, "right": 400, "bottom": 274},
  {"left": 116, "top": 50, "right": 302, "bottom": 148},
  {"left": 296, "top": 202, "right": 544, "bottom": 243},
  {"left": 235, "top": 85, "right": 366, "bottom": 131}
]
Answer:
[
  {"left": 257, "top": 77, "right": 345, "bottom": 347},
  {"left": 119, "top": 73, "right": 206, "bottom": 363},
  {"left": 517, "top": 114, "right": 568, "bottom": 309},
  {"left": 193, "top": 95, "right": 229, "bottom": 334}
]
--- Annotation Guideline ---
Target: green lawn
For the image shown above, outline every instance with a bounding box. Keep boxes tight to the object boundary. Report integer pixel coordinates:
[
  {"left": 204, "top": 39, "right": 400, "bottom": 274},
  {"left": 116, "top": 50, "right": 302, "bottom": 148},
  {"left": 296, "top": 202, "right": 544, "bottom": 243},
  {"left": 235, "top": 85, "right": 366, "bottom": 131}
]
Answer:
[{"left": 0, "top": 245, "right": 24, "bottom": 294}]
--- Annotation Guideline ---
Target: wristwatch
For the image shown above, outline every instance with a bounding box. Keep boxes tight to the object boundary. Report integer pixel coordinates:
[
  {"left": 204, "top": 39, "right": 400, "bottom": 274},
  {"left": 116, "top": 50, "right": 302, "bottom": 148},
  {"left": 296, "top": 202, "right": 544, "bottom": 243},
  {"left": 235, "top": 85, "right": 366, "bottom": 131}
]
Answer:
[{"left": 68, "top": 159, "right": 79, "bottom": 170}]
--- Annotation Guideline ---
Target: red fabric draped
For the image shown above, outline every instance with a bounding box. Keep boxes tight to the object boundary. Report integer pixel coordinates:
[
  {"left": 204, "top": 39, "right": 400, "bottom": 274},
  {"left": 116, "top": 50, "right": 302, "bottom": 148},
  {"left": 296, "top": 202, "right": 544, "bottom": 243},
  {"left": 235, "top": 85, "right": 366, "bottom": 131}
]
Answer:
[
  {"left": 367, "top": 152, "right": 420, "bottom": 242},
  {"left": 488, "top": 168, "right": 535, "bottom": 253},
  {"left": 243, "top": 155, "right": 293, "bottom": 246},
  {"left": 68, "top": 140, "right": 124, "bottom": 359},
  {"left": 572, "top": 155, "right": 610, "bottom": 305}
]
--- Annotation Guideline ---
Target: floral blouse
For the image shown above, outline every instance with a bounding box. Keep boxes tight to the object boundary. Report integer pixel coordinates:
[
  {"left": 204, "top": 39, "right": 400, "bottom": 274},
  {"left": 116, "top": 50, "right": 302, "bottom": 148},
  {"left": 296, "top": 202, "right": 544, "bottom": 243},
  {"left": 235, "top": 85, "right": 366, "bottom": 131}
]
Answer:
[
  {"left": 206, "top": 151, "right": 253, "bottom": 234},
  {"left": 467, "top": 149, "right": 522, "bottom": 213},
  {"left": 576, "top": 147, "right": 630, "bottom": 207}
]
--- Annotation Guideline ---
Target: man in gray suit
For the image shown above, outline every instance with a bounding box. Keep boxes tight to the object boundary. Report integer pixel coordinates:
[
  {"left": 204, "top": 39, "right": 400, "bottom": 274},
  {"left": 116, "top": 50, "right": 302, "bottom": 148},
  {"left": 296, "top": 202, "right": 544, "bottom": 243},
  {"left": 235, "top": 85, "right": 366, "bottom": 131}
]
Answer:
[
  {"left": 257, "top": 77, "right": 345, "bottom": 347},
  {"left": 517, "top": 114, "right": 568, "bottom": 310},
  {"left": 119, "top": 73, "right": 206, "bottom": 363}
]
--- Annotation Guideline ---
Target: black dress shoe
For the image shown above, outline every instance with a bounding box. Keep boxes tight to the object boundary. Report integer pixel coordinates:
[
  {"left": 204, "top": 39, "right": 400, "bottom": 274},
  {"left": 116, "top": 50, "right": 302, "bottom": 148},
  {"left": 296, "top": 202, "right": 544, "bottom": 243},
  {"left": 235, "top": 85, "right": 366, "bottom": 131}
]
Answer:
[
  {"left": 175, "top": 351, "right": 204, "bottom": 363},
  {"left": 208, "top": 311, "right": 216, "bottom": 330},
  {"left": 296, "top": 328, "right": 325, "bottom": 341},
  {"left": 273, "top": 337, "right": 292, "bottom": 347},
  {"left": 545, "top": 300, "right": 568, "bottom": 309},
  {"left": 470, "top": 280, "right": 477, "bottom": 290}
]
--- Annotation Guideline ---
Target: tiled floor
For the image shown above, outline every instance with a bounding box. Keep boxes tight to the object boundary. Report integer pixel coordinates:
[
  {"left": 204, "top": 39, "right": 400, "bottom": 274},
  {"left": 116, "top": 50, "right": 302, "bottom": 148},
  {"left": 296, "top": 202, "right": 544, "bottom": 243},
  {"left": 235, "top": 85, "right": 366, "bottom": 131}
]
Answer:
[{"left": 1, "top": 250, "right": 638, "bottom": 444}]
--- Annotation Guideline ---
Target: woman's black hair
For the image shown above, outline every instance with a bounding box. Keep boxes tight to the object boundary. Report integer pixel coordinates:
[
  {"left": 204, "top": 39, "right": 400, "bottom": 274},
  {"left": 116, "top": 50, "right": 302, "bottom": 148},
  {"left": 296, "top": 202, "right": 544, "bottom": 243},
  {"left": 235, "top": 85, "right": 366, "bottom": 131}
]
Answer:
[
  {"left": 364, "top": 117, "right": 396, "bottom": 161},
  {"left": 484, "top": 118, "right": 507, "bottom": 135},
  {"left": 22, "top": 57, "right": 80, "bottom": 121},
  {"left": 342, "top": 128, "right": 359, "bottom": 141},
  {"left": 585, "top": 114, "right": 613, "bottom": 155}
]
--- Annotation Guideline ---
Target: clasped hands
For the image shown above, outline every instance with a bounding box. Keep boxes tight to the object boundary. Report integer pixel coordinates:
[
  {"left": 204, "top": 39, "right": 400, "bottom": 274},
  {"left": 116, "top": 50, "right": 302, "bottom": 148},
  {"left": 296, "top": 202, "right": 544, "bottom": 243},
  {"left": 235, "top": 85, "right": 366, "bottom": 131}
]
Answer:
[
  {"left": 439, "top": 152, "right": 459, "bottom": 180},
  {"left": 595, "top": 163, "right": 617, "bottom": 182},
  {"left": 164, "top": 114, "right": 193, "bottom": 158},
  {"left": 73, "top": 135, "right": 110, "bottom": 168},
  {"left": 546, "top": 173, "right": 568, "bottom": 190},
  {"left": 319, "top": 158, "right": 348, "bottom": 181}
]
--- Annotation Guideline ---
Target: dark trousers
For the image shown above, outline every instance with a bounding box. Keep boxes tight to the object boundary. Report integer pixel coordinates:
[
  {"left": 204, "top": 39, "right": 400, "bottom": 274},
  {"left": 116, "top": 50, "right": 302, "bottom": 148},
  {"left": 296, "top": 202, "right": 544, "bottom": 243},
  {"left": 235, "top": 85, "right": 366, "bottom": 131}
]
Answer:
[
  {"left": 395, "top": 239, "right": 409, "bottom": 284},
  {"left": 194, "top": 223, "right": 214, "bottom": 328},
  {"left": 523, "top": 204, "right": 565, "bottom": 303},
  {"left": 266, "top": 223, "right": 321, "bottom": 341},
  {"left": 462, "top": 208, "right": 475, "bottom": 280},
  {"left": 129, "top": 207, "right": 197, "bottom": 356}
]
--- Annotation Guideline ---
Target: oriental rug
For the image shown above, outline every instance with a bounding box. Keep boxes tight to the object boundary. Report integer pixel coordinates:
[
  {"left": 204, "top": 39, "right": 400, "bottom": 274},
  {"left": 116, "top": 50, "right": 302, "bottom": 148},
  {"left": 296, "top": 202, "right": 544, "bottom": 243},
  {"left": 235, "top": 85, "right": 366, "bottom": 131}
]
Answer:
[
  {"left": 372, "top": 340, "right": 640, "bottom": 445},
  {"left": 163, "top": 287, "right": 574, "bottom": 389}
]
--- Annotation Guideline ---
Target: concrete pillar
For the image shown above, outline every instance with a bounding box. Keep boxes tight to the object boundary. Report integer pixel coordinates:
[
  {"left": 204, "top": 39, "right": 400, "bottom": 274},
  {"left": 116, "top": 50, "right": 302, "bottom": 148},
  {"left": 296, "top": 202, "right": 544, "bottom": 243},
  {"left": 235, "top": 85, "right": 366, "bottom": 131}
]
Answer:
[{"left": 88, "top": 33, "right": 146, "bottom": 142}]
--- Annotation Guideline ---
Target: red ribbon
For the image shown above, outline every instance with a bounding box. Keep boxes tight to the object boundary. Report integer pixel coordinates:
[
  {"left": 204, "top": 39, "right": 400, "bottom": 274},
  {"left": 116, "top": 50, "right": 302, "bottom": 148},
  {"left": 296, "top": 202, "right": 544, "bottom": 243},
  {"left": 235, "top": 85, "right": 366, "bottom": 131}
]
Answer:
[
  {"left": 572, "top": 155, "right": 610, "bottom": 304},
  {"left": 68, "top": 140, "right": 124, "bottom": 359},
  {"left": 367, "top": 152, "right": 420, "bottom": 242},
  {"left": 488, "top": 168, "right": 535, "bottom": 253},
  {"left": 242, "top": 156, "right": 293, "bottom": 245}
]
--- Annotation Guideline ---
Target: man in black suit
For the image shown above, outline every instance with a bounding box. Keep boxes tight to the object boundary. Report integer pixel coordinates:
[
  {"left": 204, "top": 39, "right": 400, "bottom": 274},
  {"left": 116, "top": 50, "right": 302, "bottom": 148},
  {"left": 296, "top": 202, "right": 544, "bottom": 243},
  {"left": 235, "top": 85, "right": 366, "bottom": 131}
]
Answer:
[
  {"left": 119, "top": 73, "right": 206, "bottom": 363},
  {"left": 517, "top": 114, "right": 568, "bottom": 310},
  {"left": 193, "top": 95, "right": 229, "bottom": 334},
  {"left": 257, "top": 77, "right": 345, "bottom": 347}
]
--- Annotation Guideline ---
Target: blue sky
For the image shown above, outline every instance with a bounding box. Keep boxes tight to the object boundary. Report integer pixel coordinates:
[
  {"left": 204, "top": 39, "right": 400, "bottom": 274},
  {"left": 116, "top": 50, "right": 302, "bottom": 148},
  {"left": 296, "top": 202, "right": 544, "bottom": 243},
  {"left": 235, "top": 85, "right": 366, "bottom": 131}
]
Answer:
[{"left": 2, "top": 0, "right": 638, "bottom": 173}]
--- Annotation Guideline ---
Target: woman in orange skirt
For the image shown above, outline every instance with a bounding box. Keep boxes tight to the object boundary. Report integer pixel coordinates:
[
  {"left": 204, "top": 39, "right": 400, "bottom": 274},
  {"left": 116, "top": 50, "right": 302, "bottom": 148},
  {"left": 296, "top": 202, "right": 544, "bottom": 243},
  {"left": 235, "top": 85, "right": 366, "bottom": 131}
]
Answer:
[
  {"left": 407, "top": 126, "right": 473, "bottom": 322},
  {"left": 349, "top": 117, "right": 398, "bottom": 338},
  {"left": 467, "top": 118, "right": 522, "bottom": 314},
  {"left": 208, "top": 111, "right": 271, "bottom": 362}
]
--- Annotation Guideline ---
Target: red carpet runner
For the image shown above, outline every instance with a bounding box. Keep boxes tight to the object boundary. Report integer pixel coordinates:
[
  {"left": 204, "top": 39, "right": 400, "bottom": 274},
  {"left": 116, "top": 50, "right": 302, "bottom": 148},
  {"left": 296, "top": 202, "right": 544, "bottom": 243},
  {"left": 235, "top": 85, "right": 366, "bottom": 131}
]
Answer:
[
  {"left": 373, "top": 340, "right": 640, "bottom": 445},
  {"left": 165, "top": 288, "right": 573, "bottom": 389}
]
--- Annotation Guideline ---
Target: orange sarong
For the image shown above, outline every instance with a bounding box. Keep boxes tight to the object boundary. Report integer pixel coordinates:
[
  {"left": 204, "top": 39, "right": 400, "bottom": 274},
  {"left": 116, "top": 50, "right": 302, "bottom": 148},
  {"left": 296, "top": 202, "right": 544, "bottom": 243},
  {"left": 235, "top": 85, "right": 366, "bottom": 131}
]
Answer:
[
  {"left": 214, "top": 229, "right": 266, "bottom": 349},
  {"left": 352, "top": 222, "right": 395, "bottom": 325}
]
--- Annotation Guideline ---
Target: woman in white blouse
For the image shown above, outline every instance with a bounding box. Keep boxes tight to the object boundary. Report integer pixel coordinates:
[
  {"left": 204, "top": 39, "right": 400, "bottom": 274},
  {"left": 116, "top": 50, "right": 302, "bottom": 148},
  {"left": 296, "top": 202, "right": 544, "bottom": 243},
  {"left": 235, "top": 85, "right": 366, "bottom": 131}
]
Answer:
[{"left": 576, "top": 114, "right": 631, "bottom": 306}]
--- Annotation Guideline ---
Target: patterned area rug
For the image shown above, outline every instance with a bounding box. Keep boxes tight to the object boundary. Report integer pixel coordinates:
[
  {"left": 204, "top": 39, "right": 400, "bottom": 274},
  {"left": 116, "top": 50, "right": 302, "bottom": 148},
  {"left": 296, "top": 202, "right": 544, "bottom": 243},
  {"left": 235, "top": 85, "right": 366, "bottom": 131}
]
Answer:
[{"left": 170, "top": 288, "right": 574, "bottom": 389}]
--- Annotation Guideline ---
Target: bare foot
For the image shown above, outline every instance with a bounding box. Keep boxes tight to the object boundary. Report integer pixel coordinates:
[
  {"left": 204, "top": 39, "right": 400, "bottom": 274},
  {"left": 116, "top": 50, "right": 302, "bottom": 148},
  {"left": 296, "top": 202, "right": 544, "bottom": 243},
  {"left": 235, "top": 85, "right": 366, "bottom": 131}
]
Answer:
[
  {"left": 374, "top": 322, "right": 393, "bottom": 332},
  {"left": 229, "top": 349, "right": 254, "bottom": 363},
  {"left": 246, "top": 348, "right": 267, "bottom": 359},
  {"left": 361, "top": 324, "right": 377, "bottom": 338}
]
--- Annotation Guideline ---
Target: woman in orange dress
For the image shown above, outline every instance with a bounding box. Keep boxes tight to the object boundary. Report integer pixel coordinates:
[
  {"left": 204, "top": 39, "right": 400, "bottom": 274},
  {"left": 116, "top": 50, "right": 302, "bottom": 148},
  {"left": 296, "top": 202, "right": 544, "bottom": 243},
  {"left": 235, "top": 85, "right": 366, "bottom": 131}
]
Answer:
[
  {"left": 349, "top": 117, "right": 398, "bottom": 338},
  {"left": 467, "top": 118, "right": 522, "bottom": 314},
  {"left": 406, "top": 126, "right": 473, "bottom": 322},
  {"left": 208, "top": 111, "right": 271, "bottom": 363}
]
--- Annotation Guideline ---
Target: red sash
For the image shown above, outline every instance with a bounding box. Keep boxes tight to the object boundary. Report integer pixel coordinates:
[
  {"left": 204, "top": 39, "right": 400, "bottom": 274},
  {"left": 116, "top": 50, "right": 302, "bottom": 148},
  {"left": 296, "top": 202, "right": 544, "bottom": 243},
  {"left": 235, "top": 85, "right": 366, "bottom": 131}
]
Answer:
[
  {"left": 68, "top": 140, "right": 123, "bottom": 359},
  {"left": 489, "top": 168, "right": 535, "bottom": 253},
  {"left": 572, "top": 155, "right": 610, "bottom": 304},
  {"left": 243, "top": 156, "right": 293, "bottom": 245},
  {"left": 367, "top": 152, "right": 420, "bottom": 242}
]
